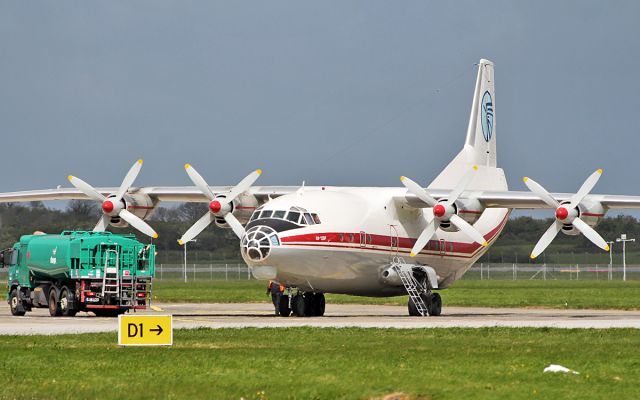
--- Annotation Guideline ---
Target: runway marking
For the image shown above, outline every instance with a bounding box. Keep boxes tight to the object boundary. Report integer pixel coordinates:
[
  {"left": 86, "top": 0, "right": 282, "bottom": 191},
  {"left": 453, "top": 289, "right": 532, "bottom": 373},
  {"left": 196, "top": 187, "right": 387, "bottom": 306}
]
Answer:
[{"left": 150, "top": 306, "right": 163, "bottom": 311}]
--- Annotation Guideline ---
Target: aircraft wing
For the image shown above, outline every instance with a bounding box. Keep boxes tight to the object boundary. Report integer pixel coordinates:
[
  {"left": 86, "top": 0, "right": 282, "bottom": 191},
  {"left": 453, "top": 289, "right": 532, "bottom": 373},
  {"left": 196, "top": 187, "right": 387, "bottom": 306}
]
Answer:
[
  {"left": 403, "top": 189, "right": 640, "bottom": 209},
  {"left": 0, "top": 186, "right": 301, "bottom": 203}
]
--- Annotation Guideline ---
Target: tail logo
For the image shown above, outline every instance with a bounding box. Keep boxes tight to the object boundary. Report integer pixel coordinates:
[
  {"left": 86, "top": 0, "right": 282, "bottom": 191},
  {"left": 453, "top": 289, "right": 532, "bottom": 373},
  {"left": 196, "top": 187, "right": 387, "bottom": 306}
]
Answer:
[{"left": 481, "top": 91, "right": 493, "bottom": 142}]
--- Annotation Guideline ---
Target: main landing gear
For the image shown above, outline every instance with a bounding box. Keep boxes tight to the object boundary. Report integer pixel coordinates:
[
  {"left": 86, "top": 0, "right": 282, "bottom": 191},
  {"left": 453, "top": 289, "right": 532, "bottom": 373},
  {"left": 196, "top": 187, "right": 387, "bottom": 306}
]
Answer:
[
  {"left": 279, "top": 290, "right": 325, "bottom": 317},
  {"left": 408, "top": 292, "right": 442, "bottom": 317}
]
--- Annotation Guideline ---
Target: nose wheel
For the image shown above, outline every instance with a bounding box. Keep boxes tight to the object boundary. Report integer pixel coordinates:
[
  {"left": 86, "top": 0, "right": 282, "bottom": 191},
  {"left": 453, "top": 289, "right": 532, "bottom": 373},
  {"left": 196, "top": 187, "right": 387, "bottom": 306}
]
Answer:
[{"left": 286, "top": 292, "right": 325, "bottom": 317}]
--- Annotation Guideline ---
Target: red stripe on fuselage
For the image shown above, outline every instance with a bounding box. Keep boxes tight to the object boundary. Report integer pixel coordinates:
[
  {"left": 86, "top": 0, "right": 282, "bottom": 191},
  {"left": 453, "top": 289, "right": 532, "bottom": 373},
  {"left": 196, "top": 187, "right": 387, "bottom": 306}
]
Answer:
[{"left": 280, "top": 214, "right": 509, "bottom": 257}]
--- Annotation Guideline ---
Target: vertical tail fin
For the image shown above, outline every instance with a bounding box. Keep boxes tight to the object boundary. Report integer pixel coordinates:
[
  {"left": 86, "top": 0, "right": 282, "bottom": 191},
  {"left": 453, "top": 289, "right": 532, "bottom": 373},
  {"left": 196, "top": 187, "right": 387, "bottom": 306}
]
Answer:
[
  {"left": 429, "top": 59, "right": 506, "bottom": 191},
  {"left": 464, "top": 59, "right": 496, "bottom": 167}
]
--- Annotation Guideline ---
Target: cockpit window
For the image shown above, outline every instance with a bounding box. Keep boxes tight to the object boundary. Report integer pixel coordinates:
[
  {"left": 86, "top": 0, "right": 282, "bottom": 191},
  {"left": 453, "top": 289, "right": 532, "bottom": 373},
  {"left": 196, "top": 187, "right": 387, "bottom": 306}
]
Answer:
[
  {"left": 250, "top": 208, "right": 321, "bottom": 226},
  {"left": 286, "top": 211, "right": 300, "bottom": 223},
  {"left": 303, "top": 213, "right": 314, "bottom": 225}
]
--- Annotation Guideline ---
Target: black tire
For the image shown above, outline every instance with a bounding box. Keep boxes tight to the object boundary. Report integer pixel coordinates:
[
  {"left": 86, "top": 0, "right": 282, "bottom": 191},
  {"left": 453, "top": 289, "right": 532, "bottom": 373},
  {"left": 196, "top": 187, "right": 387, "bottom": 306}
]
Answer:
[
  {"left": 48, "top": 288, "right": 61, "bottom": 317},
  {"left": 292, "top": 294, "right": 306, "bottom": 317},
  {"left": 59, "top": 287, "right": 77, "bottom": 317},
  {"left": 408, "top": 298, "right": 421, "bottom": 316},
  {"left": 308, "top": 293, "right": 325, "bottom": 316},
  {"left": 429, "top": 293, "right": 442, "bottom": 316},
  {"left": 9, "top": 288, "right": 26, "bottom": 316},
  {"left": 278, "top": 295, "right": 292, "bottom": 317}
]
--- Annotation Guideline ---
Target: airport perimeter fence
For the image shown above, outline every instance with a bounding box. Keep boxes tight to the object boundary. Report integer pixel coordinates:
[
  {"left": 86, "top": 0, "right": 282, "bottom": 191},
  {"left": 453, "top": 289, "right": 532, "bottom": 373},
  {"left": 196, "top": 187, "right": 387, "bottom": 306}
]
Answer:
[
  {"left": 463, "top": 263, "right": 640, "bottom": 281},
  {"left": 1, "top": 262, "right": 639, "bottom": 283}
]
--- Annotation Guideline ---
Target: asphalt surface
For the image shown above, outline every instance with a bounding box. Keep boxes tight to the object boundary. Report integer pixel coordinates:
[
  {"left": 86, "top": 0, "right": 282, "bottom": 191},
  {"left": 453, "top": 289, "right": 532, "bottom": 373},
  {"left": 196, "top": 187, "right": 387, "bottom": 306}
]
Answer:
[{"left": 2, "top": 302, "right": 640, "bottom": 335}]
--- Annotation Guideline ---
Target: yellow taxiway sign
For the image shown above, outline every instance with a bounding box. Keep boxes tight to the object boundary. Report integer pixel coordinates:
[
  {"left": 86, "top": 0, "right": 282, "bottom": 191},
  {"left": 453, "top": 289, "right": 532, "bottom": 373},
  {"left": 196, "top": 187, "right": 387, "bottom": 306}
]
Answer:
[{"left": 118, "top": 315, "right": 173, "bottom": 346}]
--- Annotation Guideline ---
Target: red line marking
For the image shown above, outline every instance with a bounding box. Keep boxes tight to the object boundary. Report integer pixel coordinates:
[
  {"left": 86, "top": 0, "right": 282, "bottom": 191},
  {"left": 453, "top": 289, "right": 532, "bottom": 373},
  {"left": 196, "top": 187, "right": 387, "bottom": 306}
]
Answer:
[
  {"left": 281, "top": 215, "right": 509, "bottom": 258},
  {"left": 582, "top": 213, "right": 604, "bottom": 217}
]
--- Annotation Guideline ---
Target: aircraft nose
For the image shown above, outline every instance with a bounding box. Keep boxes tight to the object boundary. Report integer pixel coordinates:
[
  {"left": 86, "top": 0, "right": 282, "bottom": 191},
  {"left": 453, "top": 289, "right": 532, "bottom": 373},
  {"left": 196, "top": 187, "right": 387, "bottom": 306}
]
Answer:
[{"left": 241, "top": 225, "right": 280, "bottom": 262}]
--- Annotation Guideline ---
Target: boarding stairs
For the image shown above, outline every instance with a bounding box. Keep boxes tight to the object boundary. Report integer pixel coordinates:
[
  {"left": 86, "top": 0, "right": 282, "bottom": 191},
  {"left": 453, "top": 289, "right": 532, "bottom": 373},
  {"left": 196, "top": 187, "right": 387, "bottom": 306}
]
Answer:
[{"left": 391, "top": 257, "right": 429, "bottom": 316}]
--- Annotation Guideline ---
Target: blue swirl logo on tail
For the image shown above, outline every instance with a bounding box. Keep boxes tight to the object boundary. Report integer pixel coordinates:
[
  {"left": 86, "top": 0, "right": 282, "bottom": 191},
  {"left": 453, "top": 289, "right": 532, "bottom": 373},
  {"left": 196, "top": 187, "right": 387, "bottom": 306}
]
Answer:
[{"left": 481, "top": 91, "right": 493, "bottom": 142}]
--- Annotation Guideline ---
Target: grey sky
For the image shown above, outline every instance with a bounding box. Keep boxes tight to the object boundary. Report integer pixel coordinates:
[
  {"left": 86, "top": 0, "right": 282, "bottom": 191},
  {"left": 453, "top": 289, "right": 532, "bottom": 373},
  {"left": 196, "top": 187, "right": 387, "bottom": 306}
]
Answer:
[{"left": 1, "top": 1, "right": 639, "bottom": 201}]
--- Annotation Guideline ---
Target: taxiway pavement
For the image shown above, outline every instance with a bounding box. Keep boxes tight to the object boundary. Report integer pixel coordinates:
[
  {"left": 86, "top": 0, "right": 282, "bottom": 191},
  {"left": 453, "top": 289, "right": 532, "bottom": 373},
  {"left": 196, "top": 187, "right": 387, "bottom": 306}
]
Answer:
[{"left": 1, "top": 303, "right": 639, "bottom": 335}]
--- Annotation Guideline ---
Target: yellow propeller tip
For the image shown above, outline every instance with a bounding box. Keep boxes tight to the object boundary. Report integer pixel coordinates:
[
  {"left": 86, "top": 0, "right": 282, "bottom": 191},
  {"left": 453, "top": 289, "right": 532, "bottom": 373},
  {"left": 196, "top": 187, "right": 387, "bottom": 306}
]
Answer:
[
  {"left": 137, "top": 159, "right": 143, "bottom": 165},
  {"left": 482, "top": 241, "right": 488, "bottom": 247},
  {"left": 177, "top": 239, "right": 184, "bottom": 245},
  {"left": 473, "top": 165, "right": 478, "bottom": 171},
  {"left": 256, "top": 169, "right": 263, "bottom": 175},
  {"left": 184, "top": 163, "right": 191, "bottom": 169},
  {"left": 67, "top": 175, "right": 74, "bottom": 182},
  {"left": 523, "top": 177, "right": 529, "bottom": 182},
  {"left": 153, "top": 233, "right": 158, "bottom": 239},
  {"left": 409, "top": 251, "right": 416, "bottom": 257},
  {"left": 400, "top": 176, "right": 406, "bottom": 182},
  {"left": 605, "top": 245, "right": 610, "bottom": 251},
  {"left": 597, "top": 168, "right": 603, "bottom": 174},
  {"left": 530, "top": 254, "right": 537, "bottom": 260}
]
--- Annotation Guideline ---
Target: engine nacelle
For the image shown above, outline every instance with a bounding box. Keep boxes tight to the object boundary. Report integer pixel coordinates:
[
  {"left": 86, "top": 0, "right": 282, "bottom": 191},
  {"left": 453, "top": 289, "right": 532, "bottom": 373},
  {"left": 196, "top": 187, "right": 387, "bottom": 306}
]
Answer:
[
  {"left": 379, "top": 264, "right": 439, "bottom": 289},
  {"left": 561, "top": 200, "right": 606, "bottom": 236},
  {"left": 211, "top": 192, "right": 259, "bottom": 230},
  {"left": 439, "top": 198, "right": 484, "bottom": 232},
  {"left": 107, "top": 192, "right": 156, "bottom": 228}
]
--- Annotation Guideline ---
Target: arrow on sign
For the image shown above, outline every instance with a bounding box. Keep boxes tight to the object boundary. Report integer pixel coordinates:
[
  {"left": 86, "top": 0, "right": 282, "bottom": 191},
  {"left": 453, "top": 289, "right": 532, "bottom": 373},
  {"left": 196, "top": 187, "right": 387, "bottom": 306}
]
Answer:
[{"left": 150, "top": 325, "right": 163, "bottom": 336}]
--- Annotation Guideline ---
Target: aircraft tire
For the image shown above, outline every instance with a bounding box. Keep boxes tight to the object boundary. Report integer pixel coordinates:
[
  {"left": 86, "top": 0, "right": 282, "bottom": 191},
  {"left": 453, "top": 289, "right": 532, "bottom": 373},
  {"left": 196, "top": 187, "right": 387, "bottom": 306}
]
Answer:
[
  {"left": 408, "top": 298, "right": 421, "bottom": 316},
  {"left": 279, "top": 295, "right": 292, "bottom": 317},
  {"left": 429, "top": 293, "right": 442, "bottom": 316},
  {"left": 314, "top": 294, "right": 325, "bottom": 316},
  {"left": 293, "top": 294, "right": 306, "bottom": 317}
]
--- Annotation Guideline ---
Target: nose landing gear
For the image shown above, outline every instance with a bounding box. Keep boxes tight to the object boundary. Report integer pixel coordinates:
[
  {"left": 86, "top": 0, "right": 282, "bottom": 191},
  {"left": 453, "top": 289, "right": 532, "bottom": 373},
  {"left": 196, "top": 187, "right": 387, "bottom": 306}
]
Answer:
[{"left": 279, "top": 289, "right": 325, "bottom": 317}]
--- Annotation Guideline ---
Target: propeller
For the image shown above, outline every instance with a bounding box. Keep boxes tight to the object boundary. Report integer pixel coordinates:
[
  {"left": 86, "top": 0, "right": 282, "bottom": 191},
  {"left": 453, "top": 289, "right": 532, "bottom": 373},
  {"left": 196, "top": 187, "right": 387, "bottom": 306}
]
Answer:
[
  {"left": 523, "top": 169, "right": 609, "bottom": 259},
  {"left": 178, "top": 165, "right": 262, "bottom": 245},
  {"left": 401, "top": 166, "right": 487, "bottom": 257},
  {"left": 67, "top": 160, "right": 158, "bottom": 238}
]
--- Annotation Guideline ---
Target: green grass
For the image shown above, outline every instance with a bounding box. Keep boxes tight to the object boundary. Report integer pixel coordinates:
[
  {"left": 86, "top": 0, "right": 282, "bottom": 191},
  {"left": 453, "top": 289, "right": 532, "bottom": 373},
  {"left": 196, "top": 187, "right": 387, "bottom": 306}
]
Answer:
[
  {"left": 152, "top": 280, "right": 640, "bottom": 310},
  {"left": 0, "top": 328, "right": 638, "bottom": 400}
]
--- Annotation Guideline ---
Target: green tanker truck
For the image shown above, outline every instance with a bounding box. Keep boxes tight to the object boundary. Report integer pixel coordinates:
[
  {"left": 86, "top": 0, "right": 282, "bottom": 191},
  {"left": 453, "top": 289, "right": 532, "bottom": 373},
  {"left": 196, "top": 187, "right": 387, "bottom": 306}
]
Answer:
[{"left": 2, "top": 231, "right": 155, "bottom": 317}]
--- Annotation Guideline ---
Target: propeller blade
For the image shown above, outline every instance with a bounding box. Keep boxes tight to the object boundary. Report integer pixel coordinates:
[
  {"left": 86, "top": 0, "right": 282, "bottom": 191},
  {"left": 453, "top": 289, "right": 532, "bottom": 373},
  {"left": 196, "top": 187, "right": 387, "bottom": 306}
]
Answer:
[
  {"left": 568, "top": 169, "right": 603, "bottom": 209},
  {"left": 530, "top": 220, "right": 562, "bottom": 259},
  {"left": 227, "top": 169, "right": 263, "bottom": 202},
  {"left": 114, "top": 159, "right": 143, "bottom": 203},
  {"left": 67, "top": 176, "right": 106, "bottom": 202},
  {"left": 224, "top": 213, "right": 246, "bottom": 239},
  {"left": 178, "top": 212, "right": 215, "bottom": 245},
  {"left": 450, "top": 214, "right": 488, "bottom": 247},
  {"left": 93, "top": 215, "right": 110, "bottom": 232},
  {"left": 410, "top": 221, "right": 438, "bottom": 257},
  {"left": 522, "top": 177, "right": 560, "bottom": 209},
  {"left": 400, "top": 176, "right": 438, "bottom": 207},
  {"left": 119, "top": 209, "right": 158, "bottom": 238},
  {"left": 572, "top": 217, "right": 609, "bottom": 251},
  {"left": 445, "top": 166, "right": 478, "bottom": 206},
  {"left": 185, "top": 164, "right": 216, "bottom": 200}
]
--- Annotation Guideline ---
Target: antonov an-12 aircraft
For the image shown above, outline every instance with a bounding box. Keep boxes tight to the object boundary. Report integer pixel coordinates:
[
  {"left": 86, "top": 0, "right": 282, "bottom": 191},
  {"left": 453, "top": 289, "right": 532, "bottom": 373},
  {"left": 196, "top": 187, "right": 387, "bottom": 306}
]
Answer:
[{"left": 3, "top": 59, "right": 640, "bottom": 316}]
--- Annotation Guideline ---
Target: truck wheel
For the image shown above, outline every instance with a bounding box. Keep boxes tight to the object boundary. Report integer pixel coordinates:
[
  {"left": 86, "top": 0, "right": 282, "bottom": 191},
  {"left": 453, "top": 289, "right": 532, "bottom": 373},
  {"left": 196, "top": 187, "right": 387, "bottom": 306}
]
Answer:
[
  {"left": 48, "top": 288, "right": 62, "bottom": 317},
  {"left": 9, "top": 289, "right": 26, "bottom": 316},
  {"left": 59, "top": 288, "right": 77, "bottom": 317}
]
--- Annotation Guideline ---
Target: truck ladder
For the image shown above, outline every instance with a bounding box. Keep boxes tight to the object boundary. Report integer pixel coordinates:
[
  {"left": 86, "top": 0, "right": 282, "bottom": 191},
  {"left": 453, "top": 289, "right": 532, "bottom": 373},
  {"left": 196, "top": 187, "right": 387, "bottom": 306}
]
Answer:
[
  {"left": 392, "top": 260, "right": 429, "bottom": 316},
  {"left": 102, "top": 249, "right": 120, "bottom": 297},
  {"left": 119, "top": 274, "right": 135, "bottom": 306}
]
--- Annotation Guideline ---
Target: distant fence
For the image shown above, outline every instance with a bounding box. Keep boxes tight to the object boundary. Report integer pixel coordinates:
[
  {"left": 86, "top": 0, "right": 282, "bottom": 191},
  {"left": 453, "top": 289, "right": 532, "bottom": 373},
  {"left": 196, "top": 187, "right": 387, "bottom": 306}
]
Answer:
[
  {"left": 1, "top": 262, "right": 639, "bottom": 283},
  {"left": 463, "top": 263, "right": 640, "bottom": 281}
]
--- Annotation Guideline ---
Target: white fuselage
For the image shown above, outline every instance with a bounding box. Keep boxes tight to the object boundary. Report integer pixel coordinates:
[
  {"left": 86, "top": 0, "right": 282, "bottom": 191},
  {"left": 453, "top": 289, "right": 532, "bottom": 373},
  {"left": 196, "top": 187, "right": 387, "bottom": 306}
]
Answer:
[{"left": 242, "top": 187, "right": 509, "bottom": 296}]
